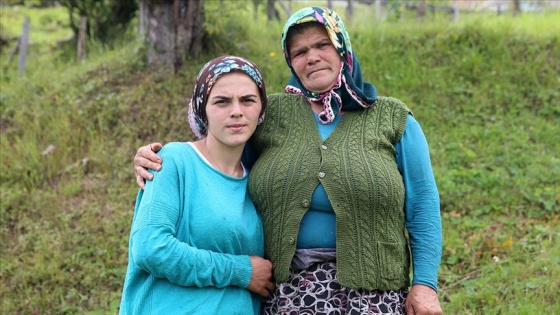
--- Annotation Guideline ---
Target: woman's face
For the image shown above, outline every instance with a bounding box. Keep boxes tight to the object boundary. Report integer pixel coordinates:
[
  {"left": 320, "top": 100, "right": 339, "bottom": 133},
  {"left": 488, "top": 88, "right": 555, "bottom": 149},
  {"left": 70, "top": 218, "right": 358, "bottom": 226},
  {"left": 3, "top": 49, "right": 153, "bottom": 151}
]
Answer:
[
  {"left": 288, "top": 24, "right": 342, "bottom": 94},
  {"left": 205, "top": 72, "right": 262, "bottom": 148}
]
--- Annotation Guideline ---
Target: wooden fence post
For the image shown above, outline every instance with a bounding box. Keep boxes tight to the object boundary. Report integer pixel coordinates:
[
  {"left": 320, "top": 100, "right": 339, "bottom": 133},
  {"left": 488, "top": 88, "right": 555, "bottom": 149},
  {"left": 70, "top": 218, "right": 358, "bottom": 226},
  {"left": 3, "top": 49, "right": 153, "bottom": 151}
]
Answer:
[
  {"left": 77, "top": 16, "right": 87, "bottom": 62},
  {"left": 453, "top": 4, "right": 460, "bottom": 22},
  {"left": 375, "top": 0, "right": 382, "bottom": 22},
  {"left": 17, "top": 16, "right": 30, "bottom": 76}
]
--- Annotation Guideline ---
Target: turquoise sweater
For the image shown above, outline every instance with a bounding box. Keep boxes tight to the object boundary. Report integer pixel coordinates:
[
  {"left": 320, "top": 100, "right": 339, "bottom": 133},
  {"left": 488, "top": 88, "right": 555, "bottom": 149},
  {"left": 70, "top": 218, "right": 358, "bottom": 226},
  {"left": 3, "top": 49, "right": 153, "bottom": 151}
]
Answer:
[{"left": 119, "top": 142, "right": 264, "bottom": 315}]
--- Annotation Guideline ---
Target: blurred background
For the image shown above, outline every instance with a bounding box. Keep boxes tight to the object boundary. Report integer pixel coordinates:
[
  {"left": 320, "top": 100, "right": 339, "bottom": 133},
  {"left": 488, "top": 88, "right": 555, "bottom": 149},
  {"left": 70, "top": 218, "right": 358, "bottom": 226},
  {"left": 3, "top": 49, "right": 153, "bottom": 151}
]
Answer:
[{"left": 1, "top": 0, "right": 559, "bottom": 314}]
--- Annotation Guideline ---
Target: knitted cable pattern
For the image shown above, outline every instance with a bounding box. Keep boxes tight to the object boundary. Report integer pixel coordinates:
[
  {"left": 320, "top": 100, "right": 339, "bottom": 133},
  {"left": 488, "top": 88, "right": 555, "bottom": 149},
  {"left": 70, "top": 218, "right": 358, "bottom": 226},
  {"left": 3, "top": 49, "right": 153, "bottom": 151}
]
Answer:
[{"left": 248, "top": 93, "right": 412, "bottom": 291}]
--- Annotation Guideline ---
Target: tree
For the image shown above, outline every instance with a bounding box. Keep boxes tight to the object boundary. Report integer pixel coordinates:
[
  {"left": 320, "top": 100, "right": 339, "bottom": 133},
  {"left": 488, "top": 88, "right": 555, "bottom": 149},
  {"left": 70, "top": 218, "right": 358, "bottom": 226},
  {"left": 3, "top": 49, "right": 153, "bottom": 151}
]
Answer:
[
  {"left": 267, "top": 0, "right": 280, "bottom": 21},
  {"left": 60, "top": 0, "right": 137, "bottom": 45},
  {"left": 417, "top": 0, "right": 426, "bottom": 19},
  {"left": 139, "top": 0, "right": 205, "bottom": 73},
  {"left": 346, "top": 0, "right": 354, "bottom": 19},
  {"left": 512, "top": 0, "right": 522, "bottom": 16}
]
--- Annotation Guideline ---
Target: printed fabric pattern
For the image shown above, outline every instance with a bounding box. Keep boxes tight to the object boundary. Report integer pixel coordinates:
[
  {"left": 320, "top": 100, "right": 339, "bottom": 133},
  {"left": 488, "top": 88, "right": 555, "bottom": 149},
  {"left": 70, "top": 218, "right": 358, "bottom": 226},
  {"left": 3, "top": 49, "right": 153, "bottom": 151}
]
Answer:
[{"left": 261, "top": 262, "right": 408, "bottom": 315}]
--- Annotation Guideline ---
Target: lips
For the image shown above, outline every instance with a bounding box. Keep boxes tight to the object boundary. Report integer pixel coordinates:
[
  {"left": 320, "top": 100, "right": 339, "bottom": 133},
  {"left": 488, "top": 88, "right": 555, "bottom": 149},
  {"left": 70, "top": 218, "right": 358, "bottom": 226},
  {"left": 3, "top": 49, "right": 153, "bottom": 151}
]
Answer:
[
  {"left": 227, "top": 124, "right": 246, "bottom": 132},
  {"left": 308, "top": 68, "right": 327, "bottom": 76}
]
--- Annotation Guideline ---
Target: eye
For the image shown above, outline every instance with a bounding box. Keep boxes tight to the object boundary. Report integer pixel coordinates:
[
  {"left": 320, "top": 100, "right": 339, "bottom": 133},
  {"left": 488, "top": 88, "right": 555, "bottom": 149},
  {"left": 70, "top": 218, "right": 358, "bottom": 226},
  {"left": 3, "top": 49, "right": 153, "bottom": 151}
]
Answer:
[
  {"left": 241, "top": 97, "right": 257, "bottom": 104},
  {"left": 291, "top": 50, "right": 304, "bottom": 58},
  {"left": 212, "top": 98, "right": 229, "bottom": 106}
]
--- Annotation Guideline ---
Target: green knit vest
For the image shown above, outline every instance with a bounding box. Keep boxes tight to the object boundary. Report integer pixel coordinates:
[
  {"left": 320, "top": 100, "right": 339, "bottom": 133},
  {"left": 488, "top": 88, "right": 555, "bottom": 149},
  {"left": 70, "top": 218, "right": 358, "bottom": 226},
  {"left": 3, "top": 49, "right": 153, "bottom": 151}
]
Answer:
[{"left": 248, "top": 93, "right": 411, "bottom": 291}]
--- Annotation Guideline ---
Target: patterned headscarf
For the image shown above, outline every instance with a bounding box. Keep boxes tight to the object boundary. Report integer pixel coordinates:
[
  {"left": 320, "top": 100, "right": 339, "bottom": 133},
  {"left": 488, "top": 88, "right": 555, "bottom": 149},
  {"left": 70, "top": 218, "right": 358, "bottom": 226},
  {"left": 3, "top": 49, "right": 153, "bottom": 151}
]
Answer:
[
  {"left": 281, "top": 6, "right": 377, "bottom": 124},
  {"left": 188, "top": 55, "right": 267, "bottom": 138}
]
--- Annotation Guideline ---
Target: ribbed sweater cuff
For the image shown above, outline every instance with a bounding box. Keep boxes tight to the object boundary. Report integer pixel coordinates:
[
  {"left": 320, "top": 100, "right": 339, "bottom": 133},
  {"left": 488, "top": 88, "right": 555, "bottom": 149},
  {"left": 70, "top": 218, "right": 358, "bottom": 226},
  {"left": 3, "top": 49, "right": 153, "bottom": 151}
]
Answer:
[{"left": 231, "top": 255, "right": 253, "bottom": 289}]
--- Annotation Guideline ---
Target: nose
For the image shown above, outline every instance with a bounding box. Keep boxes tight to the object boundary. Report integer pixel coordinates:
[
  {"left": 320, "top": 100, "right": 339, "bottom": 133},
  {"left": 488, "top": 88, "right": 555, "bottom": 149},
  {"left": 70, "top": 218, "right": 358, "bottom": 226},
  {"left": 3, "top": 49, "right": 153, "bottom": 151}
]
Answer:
[
  {"left": 230, "top": 100, "right": 243, "bottom": 117},
  {"left": 306, "top": 49, "right": 320, "bottom": 65}
]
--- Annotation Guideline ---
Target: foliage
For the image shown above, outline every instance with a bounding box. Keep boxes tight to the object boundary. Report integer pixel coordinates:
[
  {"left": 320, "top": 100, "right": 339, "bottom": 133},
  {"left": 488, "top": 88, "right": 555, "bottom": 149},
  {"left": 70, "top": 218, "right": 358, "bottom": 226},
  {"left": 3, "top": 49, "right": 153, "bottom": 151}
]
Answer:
[
  {"left": 1, "top": 3, "right": 559, "bottom": 314},
  {"left": 0, "top": 5, "right": 72, "bottom": 53},
  {"left": 58, "top": 0, "right": 137, "bottom": 45}
]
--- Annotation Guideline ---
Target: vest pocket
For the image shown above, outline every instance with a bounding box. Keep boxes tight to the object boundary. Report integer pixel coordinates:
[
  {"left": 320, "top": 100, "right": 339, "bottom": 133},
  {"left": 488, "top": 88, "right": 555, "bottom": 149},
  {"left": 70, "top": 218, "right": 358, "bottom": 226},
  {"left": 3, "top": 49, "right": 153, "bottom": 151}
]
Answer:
[{"left": 376, "top": 241, "right": 405, "bottom": 280}]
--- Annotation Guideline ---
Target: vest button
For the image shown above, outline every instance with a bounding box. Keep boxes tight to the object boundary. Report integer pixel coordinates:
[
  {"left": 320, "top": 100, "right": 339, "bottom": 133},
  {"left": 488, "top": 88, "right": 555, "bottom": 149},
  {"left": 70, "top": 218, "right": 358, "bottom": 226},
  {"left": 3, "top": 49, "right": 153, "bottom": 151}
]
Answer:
[
  {"left": 301, "top": 200, "right": 309, "bottom": 207},
  {"left": 288, "top": 237, "right": 295, "bottom": 244},
  {"left": 321, "top": 144, "right": 328, "bottom": 150},
  {"left": 318, "top": 172, "right": 326, "bottom": 179}
]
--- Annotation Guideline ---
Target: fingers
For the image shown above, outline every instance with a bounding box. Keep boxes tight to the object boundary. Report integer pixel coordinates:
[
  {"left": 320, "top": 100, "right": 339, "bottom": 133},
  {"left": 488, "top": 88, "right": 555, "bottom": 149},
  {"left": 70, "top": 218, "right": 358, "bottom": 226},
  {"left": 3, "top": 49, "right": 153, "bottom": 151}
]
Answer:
[
  {"left": 150, "top": 142, "right": 163, "bottom": 153},
  {"left": 133, "top": 144, "right": 163, "bottom": 189},
  {"left": 405, "top": 299, "right": 415, "bottom": 315},
  {"left": 136, "top": 175, "right": 146, "bottom": 189},
  {"left": 134, "top": 162, "right": 156, "bottom": 180},
  {"left": 257, "top": 279, "right": 275, "bottom": 297},
  {"left": 135, "top": 144, "right": 162, "bottom": 161},
  {"left": 266, "top": 281, "right": 276, "bottom": 293},
  {"left": 247, "top": 256, "right": 275, "bottom": 297},
  {"left": 255, "top": 281, "right": 275, "bottom": 297}
]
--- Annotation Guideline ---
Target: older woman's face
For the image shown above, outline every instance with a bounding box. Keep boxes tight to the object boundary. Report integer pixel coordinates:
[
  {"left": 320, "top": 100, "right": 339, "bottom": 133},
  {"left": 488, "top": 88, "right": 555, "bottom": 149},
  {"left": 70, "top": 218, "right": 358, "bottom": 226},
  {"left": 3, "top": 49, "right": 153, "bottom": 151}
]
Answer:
[{"left": 288, "top": 24, "right": 341, "bottom": 94}]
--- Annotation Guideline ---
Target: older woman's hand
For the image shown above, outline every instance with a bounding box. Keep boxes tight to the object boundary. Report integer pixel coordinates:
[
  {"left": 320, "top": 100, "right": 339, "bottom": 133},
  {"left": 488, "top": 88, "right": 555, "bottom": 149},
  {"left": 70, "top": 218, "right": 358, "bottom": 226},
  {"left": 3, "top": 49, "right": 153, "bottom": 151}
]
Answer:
[
  {"left": 405, "top": 284, "right": 442, "bottom": 315},
  {"left": 134, "top": 142, "right": 163, "bottom": 189}
]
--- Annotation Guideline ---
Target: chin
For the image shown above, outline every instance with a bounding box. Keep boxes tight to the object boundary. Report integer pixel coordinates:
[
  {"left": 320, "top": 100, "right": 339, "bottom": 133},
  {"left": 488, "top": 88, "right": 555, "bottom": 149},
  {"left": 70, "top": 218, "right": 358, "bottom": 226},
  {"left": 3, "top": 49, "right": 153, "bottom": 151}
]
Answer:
[{"left": 226, "top": 136, "right": 251, "bottom": 147}]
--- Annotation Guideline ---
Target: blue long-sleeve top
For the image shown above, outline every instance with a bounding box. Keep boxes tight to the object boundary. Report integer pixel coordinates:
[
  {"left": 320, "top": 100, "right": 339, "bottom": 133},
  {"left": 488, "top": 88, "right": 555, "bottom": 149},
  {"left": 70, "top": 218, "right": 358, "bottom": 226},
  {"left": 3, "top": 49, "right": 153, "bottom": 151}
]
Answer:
[
  {"left": 120, "top": 142, "right": 264, "bottom": 314},
  {"left": 243, "top": 113, "right": 442, "bottom": 291}
]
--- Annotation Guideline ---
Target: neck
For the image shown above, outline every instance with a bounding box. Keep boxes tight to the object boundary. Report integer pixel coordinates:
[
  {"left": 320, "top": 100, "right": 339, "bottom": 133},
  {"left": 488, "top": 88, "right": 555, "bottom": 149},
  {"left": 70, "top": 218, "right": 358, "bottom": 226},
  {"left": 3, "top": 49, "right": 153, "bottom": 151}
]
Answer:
[
  {"left": 194, "top": 138, "right": 244, "bottom": 177},
  {"left": 309, "top": 100, "right": 323, "bottom": 114}
]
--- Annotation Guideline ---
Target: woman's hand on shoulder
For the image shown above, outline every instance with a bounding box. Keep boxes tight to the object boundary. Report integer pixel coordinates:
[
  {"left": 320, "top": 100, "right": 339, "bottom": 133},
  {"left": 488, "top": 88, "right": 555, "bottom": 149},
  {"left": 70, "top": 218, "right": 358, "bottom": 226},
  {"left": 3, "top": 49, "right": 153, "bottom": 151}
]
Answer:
[
  {"left": 405, "top": 284, "right": 442, "bottom": 315},
  {"left": 247, "top": 256, "right": 275, "bottom": 297},
  {"left": 134, "top": 142, "right": 163, "bottom": 189}
]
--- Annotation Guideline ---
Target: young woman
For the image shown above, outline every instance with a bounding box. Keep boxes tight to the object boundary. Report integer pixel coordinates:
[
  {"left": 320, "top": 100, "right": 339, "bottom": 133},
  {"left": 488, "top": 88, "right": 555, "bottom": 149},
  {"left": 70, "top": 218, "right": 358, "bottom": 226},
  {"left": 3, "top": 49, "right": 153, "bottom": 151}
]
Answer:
[
  {"left": 119, "top": 56, "right": 274, "bottom": 315},
  {"left": 133, "top": 7, "right": 443, "bottom": 315}
]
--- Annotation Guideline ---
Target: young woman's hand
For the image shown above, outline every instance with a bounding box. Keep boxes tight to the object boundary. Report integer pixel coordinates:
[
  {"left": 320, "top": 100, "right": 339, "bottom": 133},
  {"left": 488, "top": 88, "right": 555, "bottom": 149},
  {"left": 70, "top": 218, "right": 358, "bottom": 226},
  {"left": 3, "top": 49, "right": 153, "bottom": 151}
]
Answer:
[
  {"left": 247, "top": 256, "right": 275, "bottom": 297},
  {"left": 405, "top": 284, "right": 442, "bottom": 315},
  {"left": 134, "top": 142, "right": 163, "bottom": 189}
]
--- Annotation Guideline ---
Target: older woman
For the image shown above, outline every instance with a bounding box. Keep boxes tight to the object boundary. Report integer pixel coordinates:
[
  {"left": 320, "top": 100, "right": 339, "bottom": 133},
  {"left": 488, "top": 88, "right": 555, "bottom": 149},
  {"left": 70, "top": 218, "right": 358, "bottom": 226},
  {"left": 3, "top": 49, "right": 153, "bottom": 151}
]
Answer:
[{"left": 134, "top": 7, "right": 442, "bottom": 315}]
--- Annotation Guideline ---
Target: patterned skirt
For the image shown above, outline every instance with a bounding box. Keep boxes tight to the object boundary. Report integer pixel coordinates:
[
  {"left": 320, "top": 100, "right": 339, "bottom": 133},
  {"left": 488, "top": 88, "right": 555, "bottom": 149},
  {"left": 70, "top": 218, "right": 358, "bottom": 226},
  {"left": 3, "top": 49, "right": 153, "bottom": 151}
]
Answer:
[{"left": 262, "top": 261, "right": 408, "bottom": 315}]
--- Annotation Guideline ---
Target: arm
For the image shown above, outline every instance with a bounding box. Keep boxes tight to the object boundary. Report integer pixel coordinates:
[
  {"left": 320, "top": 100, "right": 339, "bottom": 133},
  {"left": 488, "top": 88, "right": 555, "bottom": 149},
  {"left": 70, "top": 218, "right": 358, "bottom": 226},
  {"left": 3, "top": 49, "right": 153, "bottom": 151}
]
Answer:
[
  {"left": 132, "top": 224, "right": 274, "bottom": 296},
  {"left": 396, "top": 115, "right": 442, "bottom": 314},
  {"left": 134, "top": 141, "right": 260, "bottom": 188},
  {"left": 131, "top": 146, "right": 274, "bottom": 296}
]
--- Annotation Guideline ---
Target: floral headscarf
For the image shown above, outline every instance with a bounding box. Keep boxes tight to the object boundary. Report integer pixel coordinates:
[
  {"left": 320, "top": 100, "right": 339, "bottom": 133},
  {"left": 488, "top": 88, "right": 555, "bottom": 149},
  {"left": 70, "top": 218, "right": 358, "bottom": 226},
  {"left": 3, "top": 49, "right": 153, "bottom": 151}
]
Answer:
[
  {"left": 188, "top": 55, "right": 267, "bottom": 138},
  {"left": 281, "top": 6, "right": 377, "bottom": 124}
]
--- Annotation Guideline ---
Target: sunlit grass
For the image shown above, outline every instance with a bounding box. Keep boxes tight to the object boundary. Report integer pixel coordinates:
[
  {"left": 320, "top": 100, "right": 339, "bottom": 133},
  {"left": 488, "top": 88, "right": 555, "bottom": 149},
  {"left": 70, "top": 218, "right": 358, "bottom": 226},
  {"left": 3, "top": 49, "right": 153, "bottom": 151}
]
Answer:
[{"left": 0, "top": 5, "right": 72, "bottom": 45}]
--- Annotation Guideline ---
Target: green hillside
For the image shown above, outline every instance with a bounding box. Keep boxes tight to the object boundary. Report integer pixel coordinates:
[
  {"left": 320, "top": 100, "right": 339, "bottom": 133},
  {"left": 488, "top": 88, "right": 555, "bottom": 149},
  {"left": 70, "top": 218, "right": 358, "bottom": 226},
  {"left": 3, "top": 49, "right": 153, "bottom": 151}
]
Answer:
[{"left": 1, "top": 3, "right": 558, "bottom": 314}]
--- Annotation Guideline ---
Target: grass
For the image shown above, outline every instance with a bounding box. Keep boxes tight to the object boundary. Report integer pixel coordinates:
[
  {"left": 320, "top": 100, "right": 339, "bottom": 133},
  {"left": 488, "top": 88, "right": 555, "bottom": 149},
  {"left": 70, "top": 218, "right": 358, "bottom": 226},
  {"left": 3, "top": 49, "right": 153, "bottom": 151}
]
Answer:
[{"left": 1, "top": 2, "right": 559, "bottom": 314}]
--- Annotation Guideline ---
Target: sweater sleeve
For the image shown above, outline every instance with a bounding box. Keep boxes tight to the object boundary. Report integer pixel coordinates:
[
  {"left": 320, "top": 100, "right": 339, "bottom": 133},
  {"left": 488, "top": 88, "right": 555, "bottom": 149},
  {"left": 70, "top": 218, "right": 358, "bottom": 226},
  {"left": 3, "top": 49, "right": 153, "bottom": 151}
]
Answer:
[
  {"left": 129, "top": 144, "right": 253, "bottom": 289},
  {"left": 396, "top": 115, "right": 442, "bottom": 292}
]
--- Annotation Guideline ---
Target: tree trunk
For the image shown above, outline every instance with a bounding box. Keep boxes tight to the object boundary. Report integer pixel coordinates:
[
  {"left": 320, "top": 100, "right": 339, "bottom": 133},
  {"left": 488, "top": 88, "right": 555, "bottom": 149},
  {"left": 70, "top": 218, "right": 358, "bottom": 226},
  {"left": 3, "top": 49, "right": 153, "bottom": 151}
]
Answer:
[
  {"left": 138, "top": 0, "right": 147, "bottom": 38},
  {"left": 77, "top": 16, "right": 87, "bottom": 61},
  {"left": 512, "top": 0, "right": 522, "bottom": 16},
  {"left": 346, "top": 0, "right": 354, "bottom": 20},
  {"left": 267, "top": 0, "right": 280, "bottom": 21},
  {"left": 417, "top": 0, "right": 426, "bottom": 19},
  {"left": 141, "top": 0, "right": 204, "bottom": 74}
]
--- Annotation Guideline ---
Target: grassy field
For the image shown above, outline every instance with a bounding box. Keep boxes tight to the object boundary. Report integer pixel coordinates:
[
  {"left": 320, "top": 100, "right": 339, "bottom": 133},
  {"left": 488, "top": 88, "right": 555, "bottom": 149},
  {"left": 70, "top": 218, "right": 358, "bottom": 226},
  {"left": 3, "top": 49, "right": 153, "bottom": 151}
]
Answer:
[{"left": 1, "top": 2, "right": 559, "bottom": 314}]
